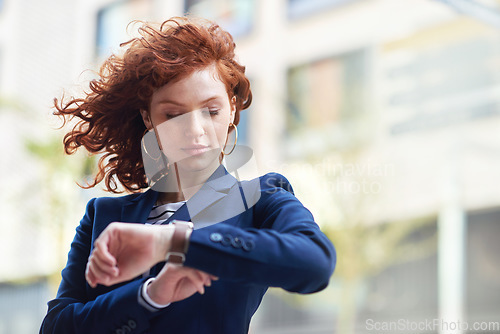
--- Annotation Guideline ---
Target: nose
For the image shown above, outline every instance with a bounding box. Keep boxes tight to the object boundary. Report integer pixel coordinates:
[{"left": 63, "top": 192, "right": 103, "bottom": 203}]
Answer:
[{"left": 183, "top": 109, "right": 206, "bottom": 138}]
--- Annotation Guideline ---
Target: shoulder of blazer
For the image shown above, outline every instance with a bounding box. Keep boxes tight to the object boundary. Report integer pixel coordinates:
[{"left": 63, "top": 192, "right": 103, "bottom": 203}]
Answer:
[
  {"left": 87, "top": 189, "right": 158, "bottom": 227},
  {"left": 258, "top": 172, "right": 295, "bottom": 196},
  {"left": 92, "top": 189, "right": 153, "bottom": 210}
]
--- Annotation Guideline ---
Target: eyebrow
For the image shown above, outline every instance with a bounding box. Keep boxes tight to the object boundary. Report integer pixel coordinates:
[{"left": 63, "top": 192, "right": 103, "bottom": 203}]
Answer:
[{"left": 156, "top": 96, "right": 221, "bottom": 106}]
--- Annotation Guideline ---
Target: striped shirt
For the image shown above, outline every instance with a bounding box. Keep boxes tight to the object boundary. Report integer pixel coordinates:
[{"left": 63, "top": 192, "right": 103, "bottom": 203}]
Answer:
[{"left": 146, "top": 201, "right": 186, "bottom": 225}]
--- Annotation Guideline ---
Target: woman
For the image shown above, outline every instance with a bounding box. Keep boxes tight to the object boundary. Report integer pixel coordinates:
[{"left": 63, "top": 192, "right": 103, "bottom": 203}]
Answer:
[{"left": 40, "top": 17, "right": 336, "bottom": 334}]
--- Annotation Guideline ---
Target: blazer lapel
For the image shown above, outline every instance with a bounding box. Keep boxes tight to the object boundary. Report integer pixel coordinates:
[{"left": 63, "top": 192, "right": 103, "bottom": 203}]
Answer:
[
  {"left": 120, "top": 165, "right": 239, "bottom": 226},
  {"left": 185, "top": 166, "right": 236, "bottom": 215},
  {"left": 163, "top": 201, "right": 190, "bottom": 224},
  {"left": 118, "top": 184, "right": 191, "bottom": 226},
  {"left": 121, "top": 189, "right": 159, "bottom": 224},
  {"left": 163, "top": 165, "right": 236, "bottom": 225}
]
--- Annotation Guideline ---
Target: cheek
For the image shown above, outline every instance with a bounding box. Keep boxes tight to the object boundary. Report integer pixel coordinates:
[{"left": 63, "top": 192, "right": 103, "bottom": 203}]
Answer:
[
  {"left": 155, "top": 122, "right": 180, "bottom": 152},
  {"left": 214, "top": 125, "right": 229, "bottom": 147},
  {"left": 213, "top": 110, "right": 232, "bottom": 146}
]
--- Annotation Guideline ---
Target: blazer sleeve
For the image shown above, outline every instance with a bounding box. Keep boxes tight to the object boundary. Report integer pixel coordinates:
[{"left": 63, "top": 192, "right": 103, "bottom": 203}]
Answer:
[
  {"left": 40, "top": 199, "right": 160, "bottom": 334},
  {"left": 184, "top": 173, "right": 336, "bottom": 294}
]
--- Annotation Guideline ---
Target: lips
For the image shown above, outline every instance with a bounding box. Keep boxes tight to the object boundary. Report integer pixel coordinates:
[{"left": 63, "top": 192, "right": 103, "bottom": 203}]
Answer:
[{"left": 181, "top": 145, "right": 211, "bottom": 156}]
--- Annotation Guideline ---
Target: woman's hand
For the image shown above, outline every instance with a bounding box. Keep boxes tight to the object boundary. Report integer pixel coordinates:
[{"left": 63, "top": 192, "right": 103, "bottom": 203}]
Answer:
[
  {"left": 147, "top": 263, "right": 218, "bottom": 305},
  {"left": 85, "top": 222, "right": 174, "bottom": 288}
]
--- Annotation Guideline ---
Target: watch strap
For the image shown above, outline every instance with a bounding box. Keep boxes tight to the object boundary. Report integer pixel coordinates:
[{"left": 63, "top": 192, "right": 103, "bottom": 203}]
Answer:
[{"left": 166, "top": 220, "right": 193, "bottom": 264}]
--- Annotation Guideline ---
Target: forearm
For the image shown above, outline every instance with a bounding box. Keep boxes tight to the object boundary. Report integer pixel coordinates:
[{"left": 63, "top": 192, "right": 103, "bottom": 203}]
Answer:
[
  {"left": 40, "top": 278, "right": 160, "bottom": 334},
  {"left": 184, "top": 223, "right": 336, "bottom": 293}
]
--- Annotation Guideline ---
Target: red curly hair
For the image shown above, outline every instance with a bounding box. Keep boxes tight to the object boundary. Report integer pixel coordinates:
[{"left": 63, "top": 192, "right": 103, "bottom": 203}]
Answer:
[{"left": 55, "top": 17, "right": 252, "bottom": 193}]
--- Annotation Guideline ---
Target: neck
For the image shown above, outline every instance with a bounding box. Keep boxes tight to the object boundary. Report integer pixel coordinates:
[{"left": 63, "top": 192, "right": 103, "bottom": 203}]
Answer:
[
  {"left": 177, "top": 162, "right": 220, "bottom": 200},
  {"left": 156, "top": 162, "right": 221, "bottom": 204},
  {"left": 157, "top": 191, "right": 185, "bottom": 204}
]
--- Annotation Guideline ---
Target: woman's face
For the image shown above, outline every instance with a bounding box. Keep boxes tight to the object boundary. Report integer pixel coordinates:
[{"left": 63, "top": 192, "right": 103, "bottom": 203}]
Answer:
[{"left": 141, "top": 65, "right": 235, "bottom": 174}]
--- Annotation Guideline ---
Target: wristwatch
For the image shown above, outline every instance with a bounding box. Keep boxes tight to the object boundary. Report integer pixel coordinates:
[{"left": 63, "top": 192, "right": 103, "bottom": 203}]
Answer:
[{"left": 166, "top": 220, "right": 193, "bottom": 264}]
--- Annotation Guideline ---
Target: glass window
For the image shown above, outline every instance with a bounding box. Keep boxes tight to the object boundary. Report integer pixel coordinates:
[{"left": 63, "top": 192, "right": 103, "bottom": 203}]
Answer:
[
  {"left": 384, "top": 35, "right": 500, "bottom": 136},
  {"left": 96, "top": 0, "right": 154, "bottom": 61},
  {"left": 466, "top": 208, "right": 500, "bottom": 322},
  {"left": 286, "top": 50, "right": 368, "bottom": 136},
  {"left": 287, "top": 0, "right": 356, "bottom": 20},
  {"left": 359, "top": 221, "right": 438, "bottom": 326},
  {"left": 185, "top": 0, "right": 254, "bottom": 38}
]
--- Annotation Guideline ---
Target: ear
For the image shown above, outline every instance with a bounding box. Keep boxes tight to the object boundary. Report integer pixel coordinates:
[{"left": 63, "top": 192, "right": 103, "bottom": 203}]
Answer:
[{"left": 140, "top": 109, "right": 153, "bottom": 130}]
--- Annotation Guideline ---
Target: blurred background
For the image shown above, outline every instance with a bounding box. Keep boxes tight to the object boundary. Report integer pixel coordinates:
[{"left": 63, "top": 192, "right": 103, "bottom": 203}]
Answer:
[{"left": 1, "top": 0, "right": 500, "bottom": 333}]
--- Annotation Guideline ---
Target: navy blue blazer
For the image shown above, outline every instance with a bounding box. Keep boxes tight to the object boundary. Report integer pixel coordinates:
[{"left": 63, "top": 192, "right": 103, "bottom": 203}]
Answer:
[{"left": 40, "top": 167, "right": 336, "bottom": 334}]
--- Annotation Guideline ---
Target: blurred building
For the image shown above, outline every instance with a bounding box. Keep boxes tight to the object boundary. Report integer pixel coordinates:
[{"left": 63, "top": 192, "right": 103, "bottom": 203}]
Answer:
[{"left": 1, "top": 0, "right": 500, "bottom": 333}]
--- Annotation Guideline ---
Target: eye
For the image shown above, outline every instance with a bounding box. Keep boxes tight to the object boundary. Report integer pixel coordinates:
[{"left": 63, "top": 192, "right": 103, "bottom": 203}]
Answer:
[
  {"left": 203, "top": 106, "right": 220, "bottom": 116},
  {"left": 163, "top": 111, "right": 182, "bottom": 119},
  {"left": 208, "top": 108, "right": 220, "bottom": 116}
]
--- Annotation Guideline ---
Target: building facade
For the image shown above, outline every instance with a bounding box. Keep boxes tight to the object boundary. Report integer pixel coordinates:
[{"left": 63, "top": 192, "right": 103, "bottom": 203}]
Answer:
[{"left": 1, "top": 0, "right": 499, "bottom": 333}]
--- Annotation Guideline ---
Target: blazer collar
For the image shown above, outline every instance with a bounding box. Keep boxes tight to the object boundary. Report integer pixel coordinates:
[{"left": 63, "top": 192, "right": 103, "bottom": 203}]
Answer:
[
  {"left": 184, "top": 165, "right": 238, "bottom": 221},
  {"left": 120, "top": 164, "right": 238, "bottom": 224},
  {"left": 120, "top": 187, "right": 159, "bottom": 224}
]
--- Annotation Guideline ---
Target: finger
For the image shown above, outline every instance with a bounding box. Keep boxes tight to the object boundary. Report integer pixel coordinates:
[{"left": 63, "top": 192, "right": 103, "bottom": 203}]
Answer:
[
  {"left": 184, "top": 268, "right": 207, "bottom": 295},
  {"left": 173, "top": 266, "right": 204, "bottom": 294},
  {"left": 181, "top": 267, "right": 217, "bottom": 286},
  {"left": 91, "top": 251, "right": 118, "bottom": 277},
  {"left": 190, "top": 268, "right": 207, "bottom": 281},
  {"left": 194, "top": 269, "right": 218, "bottom": 282},
  {"left": 204, "top": 275, "right": 211, "bottom": 287},
  {"left": 197, "top": 271, "right": 212, "bottom": 287},
  {"left": 93, "top": 244, "right": 116, "bottom": 268},
  {"left": 87, "top": 255, "right": 113, "bottom": 286},
  {"left": 93, "top": 234, "right": 117, "bottom": 267},
  {"left": 189, "top": 267, "right": 218, "bottom": 281},
  {"left": 85, "top": 261, "right": 97, "bottom": 288},
  {"left": 194, "top": 279, "right": 205, "bottom": 295}
]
